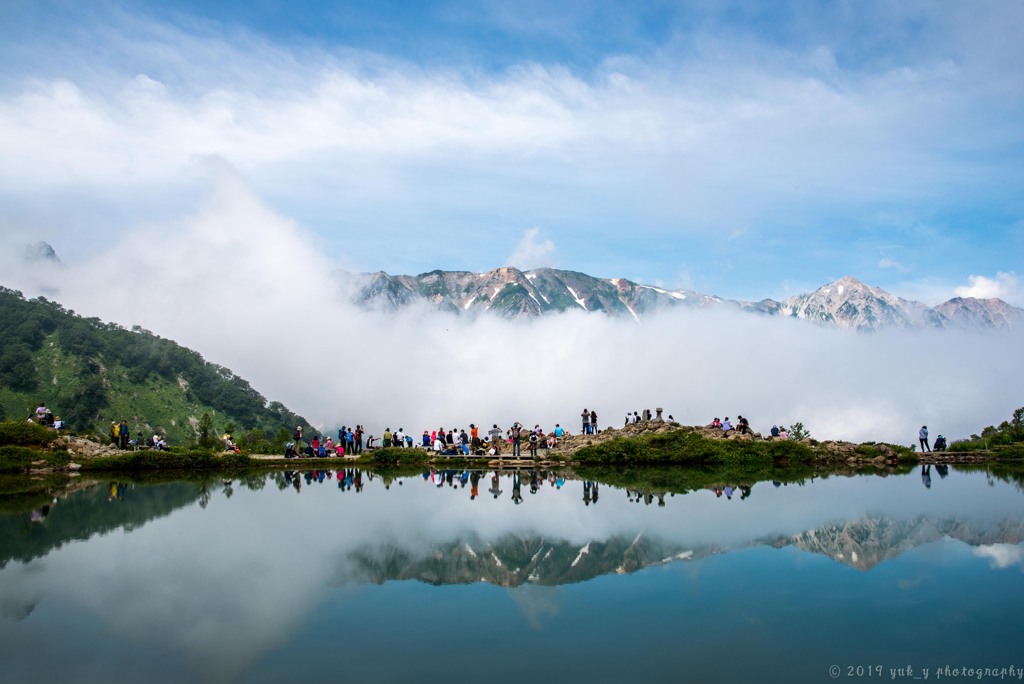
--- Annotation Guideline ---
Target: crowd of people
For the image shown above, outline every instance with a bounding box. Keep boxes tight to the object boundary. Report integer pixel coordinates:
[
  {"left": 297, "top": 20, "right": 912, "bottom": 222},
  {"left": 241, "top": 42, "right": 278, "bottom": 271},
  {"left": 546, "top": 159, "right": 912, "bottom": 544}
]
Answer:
[
  {"left": 110, "top": 419, "right": 169, "bottom": 450},
  {"left": 285, "top": 424, "right": 368, "bottom": 458},
  {"left": 285, "top": 420, "right": 574, "bottom": 459},
  {"left": 22, "top": 397, "right": 948, "bottom": 457},
  {"left": 707, "top": 415, "right": 757, "bottom": 436},
  {"left": 31, "top": 403, "right": 63, "bottom": 430}
]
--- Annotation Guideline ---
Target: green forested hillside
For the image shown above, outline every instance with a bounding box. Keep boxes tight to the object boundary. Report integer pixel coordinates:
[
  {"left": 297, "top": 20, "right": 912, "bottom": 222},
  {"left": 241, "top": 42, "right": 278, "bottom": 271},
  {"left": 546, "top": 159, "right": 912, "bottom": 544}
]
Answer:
[{"left": 0, "top": 287, "right": 311, "bottom": 446}]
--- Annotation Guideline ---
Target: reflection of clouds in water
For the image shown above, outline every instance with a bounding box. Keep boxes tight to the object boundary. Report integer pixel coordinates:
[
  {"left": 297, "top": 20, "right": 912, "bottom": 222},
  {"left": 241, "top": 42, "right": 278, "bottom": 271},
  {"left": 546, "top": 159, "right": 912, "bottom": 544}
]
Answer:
[
  {"left": 508, "top": 584, "right": 561, "bottom": 630},
  {"left": 974, "top": 544, "right": 1024, "bottom": 571},
  {"left": 0, "top": 489, "right": 344, "bottom": 683},
  {"left": 1, "top": 470, "right": 1023, "bottom": 681}
]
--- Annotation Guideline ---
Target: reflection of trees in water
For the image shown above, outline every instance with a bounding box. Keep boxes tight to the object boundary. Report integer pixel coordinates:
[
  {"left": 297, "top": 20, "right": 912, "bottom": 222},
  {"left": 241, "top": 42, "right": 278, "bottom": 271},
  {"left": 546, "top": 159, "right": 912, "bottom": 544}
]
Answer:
[
  {"left": 0, "top": 480, "right": 202, "bottom": 567},
  {"left": 0, "top": 594, "right": 39, "bottom": 621},
  {"left": 954, "top": 464, "right": 1024, "bottom": 496}
]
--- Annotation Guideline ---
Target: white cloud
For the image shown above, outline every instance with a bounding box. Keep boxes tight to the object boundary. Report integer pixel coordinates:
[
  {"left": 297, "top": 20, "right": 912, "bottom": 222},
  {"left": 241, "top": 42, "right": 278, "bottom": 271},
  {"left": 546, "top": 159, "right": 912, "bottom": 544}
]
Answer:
[
  {"left": 954, "top": 272, "right": 1020, "bottom": 302},
  {"left": 507, "top": 226, "right": 556, "bottom": 270},
  {"left": 1, "top": 2, "right": 1021, "bottom": 274},
  {"left": 974, "top": 544, "right": 1024, "bottom": 571},
  {"left": 878, "top": 257, "right": 909, "bottom": 272}
]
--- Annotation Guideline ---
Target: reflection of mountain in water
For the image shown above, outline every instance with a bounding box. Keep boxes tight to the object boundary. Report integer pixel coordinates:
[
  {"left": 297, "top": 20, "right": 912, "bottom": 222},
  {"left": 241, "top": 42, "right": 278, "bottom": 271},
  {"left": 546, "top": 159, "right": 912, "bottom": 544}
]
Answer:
[
  {"left": 337, "top": 516, "right": 1024, "bottom": 586},
  {"left": 0, "top": 481, "right": 202, "bottom": 568},
  {"left": 340, "top": 533, "right": 718, "bottom": 587},
  {"left": 762, "top": 516, "right": 1024, "bottom": 570}
]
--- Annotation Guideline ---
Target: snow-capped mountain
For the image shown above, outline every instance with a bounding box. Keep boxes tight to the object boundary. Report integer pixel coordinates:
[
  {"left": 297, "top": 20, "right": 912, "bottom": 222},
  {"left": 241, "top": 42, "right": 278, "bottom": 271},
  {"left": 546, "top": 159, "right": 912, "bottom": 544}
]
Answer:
[
  {"left": 349, "top": 268, "right": 1023, "bottom": 332},
  {"left": 933, "top": 296, "right": 1024, "bottom": 331},
  {"left": 354, "top": 267, "right": 722, "bottom": 320},
  {"left": 776, "top": 275, "right": 946, "bottom": 331},
  {"left": 14, "top": 242, "right": 1021, "bottom": 331}
]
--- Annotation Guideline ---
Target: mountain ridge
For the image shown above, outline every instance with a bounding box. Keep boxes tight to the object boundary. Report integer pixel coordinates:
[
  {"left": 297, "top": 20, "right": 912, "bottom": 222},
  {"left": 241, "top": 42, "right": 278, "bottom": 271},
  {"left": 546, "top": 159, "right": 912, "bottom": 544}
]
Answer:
[
  {"left": 0, "top": 286, "right": 312, "bottom": 444},
  {"left": 348, "top": 268, "right": 1023, "bottom": 331}
]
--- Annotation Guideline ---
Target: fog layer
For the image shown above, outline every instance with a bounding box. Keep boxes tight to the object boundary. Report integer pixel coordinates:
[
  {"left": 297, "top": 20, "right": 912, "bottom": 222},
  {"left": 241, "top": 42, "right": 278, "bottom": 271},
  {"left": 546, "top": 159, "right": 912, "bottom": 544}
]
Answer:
[{"left": 2, "top": 170, "right": 1019, "bottom": 445}]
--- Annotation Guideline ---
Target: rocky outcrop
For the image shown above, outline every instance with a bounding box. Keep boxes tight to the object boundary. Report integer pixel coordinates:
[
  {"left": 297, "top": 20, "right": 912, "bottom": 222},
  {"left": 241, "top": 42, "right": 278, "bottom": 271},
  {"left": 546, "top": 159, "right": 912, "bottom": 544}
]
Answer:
[{"left": 51, "top": 435, "right": 121, "bottom": 459}]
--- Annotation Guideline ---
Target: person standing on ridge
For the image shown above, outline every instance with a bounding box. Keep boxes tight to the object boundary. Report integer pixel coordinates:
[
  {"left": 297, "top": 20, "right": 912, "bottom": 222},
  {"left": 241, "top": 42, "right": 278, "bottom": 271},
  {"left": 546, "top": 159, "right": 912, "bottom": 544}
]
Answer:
[
  {"left": 487, "top": 424, "right": 503, "bottom": 455},
  {"left": 919, "top": 425, "right": 930, "bottom": 452},
  {"left": 119, "top": 420, "right": 130, "bottom": 450},
  {"left": 510, "top": 422, "right": 523, "bottom": 458},
  {"left": 581, "top": 408, "right": 591, "bottom": 434}
]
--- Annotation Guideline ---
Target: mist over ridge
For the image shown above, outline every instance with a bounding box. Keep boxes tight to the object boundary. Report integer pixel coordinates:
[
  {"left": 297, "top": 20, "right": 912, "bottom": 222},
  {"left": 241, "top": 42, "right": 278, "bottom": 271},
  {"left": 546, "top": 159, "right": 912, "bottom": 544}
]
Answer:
[{"left": 1, "top": 169, "right": 1020, "bottom": 446}]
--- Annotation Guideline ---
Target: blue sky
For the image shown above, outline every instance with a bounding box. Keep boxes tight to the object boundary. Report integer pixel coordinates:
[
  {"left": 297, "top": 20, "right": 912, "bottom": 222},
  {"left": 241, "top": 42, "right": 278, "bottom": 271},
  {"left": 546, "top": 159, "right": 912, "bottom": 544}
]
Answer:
[{"left": 1, "top": 0, "right": 1022, "bottom": 304}]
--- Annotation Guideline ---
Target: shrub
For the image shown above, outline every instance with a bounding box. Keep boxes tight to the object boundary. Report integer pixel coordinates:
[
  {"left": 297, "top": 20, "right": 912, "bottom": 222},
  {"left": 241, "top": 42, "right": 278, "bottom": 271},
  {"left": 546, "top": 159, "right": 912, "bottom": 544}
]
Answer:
[
  {"left": 0, "top": 420, "right": 56, "bottom": 447},
  {"left": 80, "top": 449, "right": 252, "bottom": 471},
  {"left": 364, "top": 447, "right": 429, "bottom": 466},
  {"left": 0, "top": 445, "right": 70, "bottom": 472},
  {"left": 573, "top": 430, "right": 814, "bottom": 465}
]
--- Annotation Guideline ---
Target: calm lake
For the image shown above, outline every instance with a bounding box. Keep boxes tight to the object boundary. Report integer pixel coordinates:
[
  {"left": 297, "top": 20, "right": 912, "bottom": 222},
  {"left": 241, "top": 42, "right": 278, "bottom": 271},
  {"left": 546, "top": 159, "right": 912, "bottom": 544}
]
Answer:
[{"left": 2, "top": 465, "right": 1024, "bottom": 684}]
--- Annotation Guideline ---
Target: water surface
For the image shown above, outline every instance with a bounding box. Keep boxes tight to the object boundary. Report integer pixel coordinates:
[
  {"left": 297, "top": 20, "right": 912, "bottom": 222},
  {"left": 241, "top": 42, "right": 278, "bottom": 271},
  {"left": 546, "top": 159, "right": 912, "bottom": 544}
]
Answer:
[{"left": 1, "top": 465, "right": 1023, "bottom": 683}]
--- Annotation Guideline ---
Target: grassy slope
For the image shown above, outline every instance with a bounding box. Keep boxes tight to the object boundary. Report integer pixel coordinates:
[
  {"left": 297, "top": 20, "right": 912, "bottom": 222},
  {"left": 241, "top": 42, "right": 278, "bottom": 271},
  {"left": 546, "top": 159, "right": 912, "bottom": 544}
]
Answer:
[{"left": 1, "top": 334, "right": 235, "bottom": 444}]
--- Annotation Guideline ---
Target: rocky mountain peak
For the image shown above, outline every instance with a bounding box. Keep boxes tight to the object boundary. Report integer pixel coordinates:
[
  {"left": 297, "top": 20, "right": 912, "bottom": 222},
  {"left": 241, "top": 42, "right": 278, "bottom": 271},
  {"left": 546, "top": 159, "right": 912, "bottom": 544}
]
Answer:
[
  {"left": 345, "top": 266, "right": 1022, "bottom": 332},
  {"left": 24, "top": 241, "right": 62, "bottom": 265}
]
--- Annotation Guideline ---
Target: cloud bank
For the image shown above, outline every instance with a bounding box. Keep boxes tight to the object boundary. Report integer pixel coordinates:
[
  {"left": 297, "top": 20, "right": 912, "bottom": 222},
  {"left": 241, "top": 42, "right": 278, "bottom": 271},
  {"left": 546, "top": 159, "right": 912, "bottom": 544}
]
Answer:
[
  {"left": 1, "top": 173, "right": 1020, "bottom": 447},
  {"left": 955, "top": 272, "right": 1020, "bottom": 302},
  {"left": 0, "top": 1, "right": 1021, "bottom": 297}
]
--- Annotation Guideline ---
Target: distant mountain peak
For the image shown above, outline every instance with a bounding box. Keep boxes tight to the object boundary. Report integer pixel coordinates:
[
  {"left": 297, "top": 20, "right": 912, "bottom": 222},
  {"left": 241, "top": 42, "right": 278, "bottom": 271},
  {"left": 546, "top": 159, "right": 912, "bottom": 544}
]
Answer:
[
  {"left": 24, "top": 241, "right": 63, "bottom": 265},
  {"left": 345, "top": 266, "right": 1023, "bottom": 332}
]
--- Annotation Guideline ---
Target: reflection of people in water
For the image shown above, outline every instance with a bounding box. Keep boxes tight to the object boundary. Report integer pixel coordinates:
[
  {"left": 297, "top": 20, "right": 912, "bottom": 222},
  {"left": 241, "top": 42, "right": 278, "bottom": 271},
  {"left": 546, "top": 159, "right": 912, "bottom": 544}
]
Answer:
[
  {"left": 470, "top": 471, "right": 480, "bottom": 499},
  {"left": 935, "top": 464, "right": 949, "bottom": 479},
  {"left": 592, "top": 482, "right": 599, "bottom": 505},
  {"left": 583, "top": 481, "right": 593, "bottom": 506},
  {"left": 489, "top": 473, "right": 503, "bottom": 499},
  {"left": 512, "top": 472, "right": 523, "bottom": 505},
  {"left": 921, "top": 464, "right": 932, "bottom": 489},
  {"left": 30, "top": 503, "right": 52, "bottom": 523}
]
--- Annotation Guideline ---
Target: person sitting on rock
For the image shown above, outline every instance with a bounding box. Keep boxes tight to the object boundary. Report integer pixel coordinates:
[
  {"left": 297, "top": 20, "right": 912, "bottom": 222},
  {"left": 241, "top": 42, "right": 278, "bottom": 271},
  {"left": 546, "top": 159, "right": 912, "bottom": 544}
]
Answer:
[
  {"left": 934, "top": 435, "right": 947, "bottom": 451},
  {"left": 709, "top": 417, "right": 722, "bottom": 429},
  {"left": 721, "top": 417, "right": 733, "bottom": 431},
  {"left": 771, "top": 425, "right": 780, "bottom": 437},
  {"left": 737, "top": 416, "right": 750, "bottom": 435}
]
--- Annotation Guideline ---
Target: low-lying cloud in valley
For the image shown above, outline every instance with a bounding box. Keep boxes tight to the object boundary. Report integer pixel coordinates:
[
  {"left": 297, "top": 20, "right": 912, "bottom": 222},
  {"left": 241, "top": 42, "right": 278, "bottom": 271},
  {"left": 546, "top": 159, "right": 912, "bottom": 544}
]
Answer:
[{"left": 2, "top": 170, "right": 1020, "bottom": 447}]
